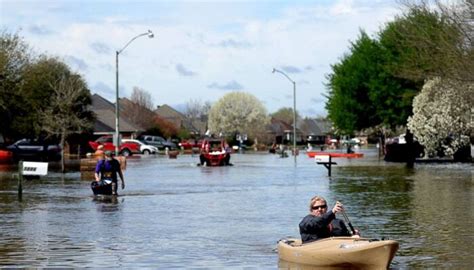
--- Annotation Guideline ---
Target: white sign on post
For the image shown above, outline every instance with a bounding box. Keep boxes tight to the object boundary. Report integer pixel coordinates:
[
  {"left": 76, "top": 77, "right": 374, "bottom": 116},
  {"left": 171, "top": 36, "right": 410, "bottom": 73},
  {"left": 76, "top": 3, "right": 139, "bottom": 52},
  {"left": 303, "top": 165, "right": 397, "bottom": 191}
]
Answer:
[
  {"left": 314, "top": 155, "right": 330, "bottom": 163},
  {"left": 22, "top": 162, "right": 48, "bottom": 176}
]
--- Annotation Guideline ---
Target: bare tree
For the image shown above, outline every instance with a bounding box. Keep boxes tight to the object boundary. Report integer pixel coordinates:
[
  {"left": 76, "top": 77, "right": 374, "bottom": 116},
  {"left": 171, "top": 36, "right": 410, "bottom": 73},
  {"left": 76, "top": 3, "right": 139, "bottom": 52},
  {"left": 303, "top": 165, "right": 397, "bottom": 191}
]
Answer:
[
  {"left": 184, "top": 99, "right": 211, "bottom": 120},
  {"left": 41, "top": 75, "right": 94, "bottom": 172},
  {"left": 131, "top": 86, "right": 154, "bottom": 110},
  {"left": 122, "top": 86, "right": 156, "bottom": 130}
]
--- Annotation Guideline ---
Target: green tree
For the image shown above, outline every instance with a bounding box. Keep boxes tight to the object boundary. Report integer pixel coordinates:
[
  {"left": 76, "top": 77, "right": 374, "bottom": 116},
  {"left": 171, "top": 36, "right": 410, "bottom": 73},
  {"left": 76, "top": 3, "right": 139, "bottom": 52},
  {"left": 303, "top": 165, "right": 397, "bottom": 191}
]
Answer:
[
  {"left": 0, "top": 31, "right": 32, "bottom": 139},
  {"left": 271, "top": 107, "right": 298, "bottom": 125},
  {"left": 385, "top": 1, "right": 473, "bottom": 82},
  {"left": 208, "top": 92, "right": 269, "bottom": 142},
  {"left": 325, "top": 32, "right": 377, "bottom": 134},
  {"left": 16, "top": 56, "right": 75, "bottom": 137},
  {"left": 325, "top": 1, "right": 472, "bottom": 134},
  {"left": 325, "top": 31, "right": 418, "bottom": 134}
]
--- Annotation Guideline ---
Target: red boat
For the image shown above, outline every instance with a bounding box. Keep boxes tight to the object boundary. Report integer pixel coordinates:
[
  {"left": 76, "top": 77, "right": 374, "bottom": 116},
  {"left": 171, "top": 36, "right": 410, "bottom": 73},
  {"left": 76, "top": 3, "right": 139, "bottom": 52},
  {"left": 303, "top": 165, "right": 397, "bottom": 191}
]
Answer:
[
  {"left": 307, "top": 151, "right": 364, "bottom": 158},
  {"left": 199, "top": 139, "right": 231, "bottom": 166}
]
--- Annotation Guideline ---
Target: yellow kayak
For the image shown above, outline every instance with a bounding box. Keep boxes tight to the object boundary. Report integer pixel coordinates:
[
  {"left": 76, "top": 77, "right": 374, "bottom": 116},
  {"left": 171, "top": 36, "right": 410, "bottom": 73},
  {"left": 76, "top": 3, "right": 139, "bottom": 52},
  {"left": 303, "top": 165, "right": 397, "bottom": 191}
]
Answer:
[{"left": 278, "top": 237, "right": 398, "bottom": 269}]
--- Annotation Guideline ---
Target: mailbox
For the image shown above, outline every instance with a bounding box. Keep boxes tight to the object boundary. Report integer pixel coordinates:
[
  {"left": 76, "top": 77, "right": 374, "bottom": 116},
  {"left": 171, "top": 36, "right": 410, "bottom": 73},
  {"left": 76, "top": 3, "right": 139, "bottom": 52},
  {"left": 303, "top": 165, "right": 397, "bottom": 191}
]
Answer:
[
  {"left": 22, "top": 162, "right": 48, "bottom": 176},
  {"left": 315, "top": 155, "right": 330, "bottom": 163}
]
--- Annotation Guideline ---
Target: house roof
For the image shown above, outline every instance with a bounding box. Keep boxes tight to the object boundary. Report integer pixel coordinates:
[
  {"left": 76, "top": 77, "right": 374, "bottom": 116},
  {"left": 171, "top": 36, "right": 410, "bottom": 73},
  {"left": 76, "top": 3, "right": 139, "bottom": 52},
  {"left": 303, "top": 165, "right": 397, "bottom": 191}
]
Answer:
[
  {"left": 300, "top": 118, "right": 332, "bottom": 135},
  {"left": 155, "top": 104, "right": 185, "bottom": 119},
  {"left": 155, "top": 104, "right": 205, "bottom": 134},
  {"left": 119, "top": 97, "right": 157, "bottom": 130},
  {"left": 91, "top": 94, "right": 143, "bottom": 133},
  {"left": 268, "top": 118, "right": 296, "bottom": 134}
]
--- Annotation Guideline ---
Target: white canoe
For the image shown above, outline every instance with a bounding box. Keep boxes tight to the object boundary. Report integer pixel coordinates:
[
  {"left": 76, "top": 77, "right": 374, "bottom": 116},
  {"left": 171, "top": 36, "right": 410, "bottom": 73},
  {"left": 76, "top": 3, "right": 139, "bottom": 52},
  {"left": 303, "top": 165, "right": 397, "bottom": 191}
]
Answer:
[{"left": 278, "top": 237, "right": 399, "bottom": 269}]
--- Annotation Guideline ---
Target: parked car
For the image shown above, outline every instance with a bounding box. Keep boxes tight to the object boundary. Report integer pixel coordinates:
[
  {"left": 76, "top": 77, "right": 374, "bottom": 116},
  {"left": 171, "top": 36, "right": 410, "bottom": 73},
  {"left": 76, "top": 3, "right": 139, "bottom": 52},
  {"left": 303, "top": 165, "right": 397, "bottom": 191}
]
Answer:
[
  {"left": 88, "top": 136, "right": 140, "bottom": 156},
  {"left": 178, "top": 139, "right": 203, "bottom": 150},
  {"left": 137, "top": 135, "right": 177, "bottom": 150},
  {"left": 6, "top": 138, "right": 62, "bottom": 161},
  {"left": 122, "top": 139, "right": 158, "bottom": 155}
]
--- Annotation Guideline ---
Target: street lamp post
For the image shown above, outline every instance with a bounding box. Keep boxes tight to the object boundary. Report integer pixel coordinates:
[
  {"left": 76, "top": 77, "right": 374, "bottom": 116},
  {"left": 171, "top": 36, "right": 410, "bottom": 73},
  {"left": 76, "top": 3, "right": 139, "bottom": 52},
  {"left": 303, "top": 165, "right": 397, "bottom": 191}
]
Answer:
[
  {"left": 272, "top": 68, "right": 297, "bottom": 167},
  {"left": 115, "top": 30, "right": 154, "bottom": 156}
]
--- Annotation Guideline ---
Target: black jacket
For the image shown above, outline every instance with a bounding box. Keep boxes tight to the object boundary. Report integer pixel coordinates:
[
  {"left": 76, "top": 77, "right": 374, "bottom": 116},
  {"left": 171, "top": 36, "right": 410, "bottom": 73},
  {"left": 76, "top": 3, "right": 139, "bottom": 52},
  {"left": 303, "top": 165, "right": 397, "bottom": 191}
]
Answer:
[{"left": 299, "top": 210, "right": 351, "bottom": 243}]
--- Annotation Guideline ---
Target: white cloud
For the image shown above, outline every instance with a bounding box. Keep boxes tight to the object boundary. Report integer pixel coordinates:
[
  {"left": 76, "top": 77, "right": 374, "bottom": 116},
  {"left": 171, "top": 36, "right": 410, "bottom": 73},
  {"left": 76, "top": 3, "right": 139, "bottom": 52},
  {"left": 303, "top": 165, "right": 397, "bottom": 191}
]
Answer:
[
  {"left": 176, "top": 64, "right": 197, "bottom": 76},
  {"left": 207, "top": 80, "right": 244, "bottom": 91},
  {"left": 1, "top": 0, "right": 400, "bottom": 117}
]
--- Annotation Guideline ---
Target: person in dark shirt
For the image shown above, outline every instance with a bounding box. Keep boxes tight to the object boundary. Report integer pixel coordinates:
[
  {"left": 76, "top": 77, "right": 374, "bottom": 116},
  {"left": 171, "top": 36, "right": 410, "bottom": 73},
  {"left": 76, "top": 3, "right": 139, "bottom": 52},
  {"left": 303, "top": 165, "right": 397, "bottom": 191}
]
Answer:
[
  {"left": 299, "top": 196, "right": 359, "bottom": 244},
  {"left": 94, "top": 151, "right": 125, "bottom": 195}
]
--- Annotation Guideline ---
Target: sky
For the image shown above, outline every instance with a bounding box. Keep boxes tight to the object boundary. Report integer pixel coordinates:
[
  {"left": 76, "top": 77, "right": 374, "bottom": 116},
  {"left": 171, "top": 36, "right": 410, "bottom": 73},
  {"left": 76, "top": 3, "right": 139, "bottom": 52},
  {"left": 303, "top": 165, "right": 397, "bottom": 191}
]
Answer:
[{"left": 1, "top": 0, "right": 402, "bottom": 117}]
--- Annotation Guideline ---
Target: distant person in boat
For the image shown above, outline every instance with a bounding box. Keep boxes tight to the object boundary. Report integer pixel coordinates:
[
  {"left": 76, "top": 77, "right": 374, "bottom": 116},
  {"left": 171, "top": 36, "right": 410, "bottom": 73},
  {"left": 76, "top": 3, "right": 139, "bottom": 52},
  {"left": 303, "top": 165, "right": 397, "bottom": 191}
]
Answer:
[
  {"left": 347, "top": 144, "right": 354, "bottom": 154},
  {"left": 269, "top": 142, "right": 277, "bottom": 154},
  {"left": 299, "top": 196, "right": 359, "bottom": 243},
  {"left": 95, "top": 151, "right": 125, "bottom": 195},
  {"left": 224, "top": 142, "right": 232, "bottom": 165},
  {"left": 199, "top": 141, "right": 209, "bottom": 166}
]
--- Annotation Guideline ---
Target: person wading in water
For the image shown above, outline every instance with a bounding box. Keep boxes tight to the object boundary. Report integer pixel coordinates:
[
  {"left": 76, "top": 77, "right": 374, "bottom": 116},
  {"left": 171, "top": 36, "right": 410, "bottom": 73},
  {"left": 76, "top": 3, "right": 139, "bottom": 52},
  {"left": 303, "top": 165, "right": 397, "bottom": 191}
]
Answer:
[{"left": 94, "top": 151, "right": 125, "bottom": 195}]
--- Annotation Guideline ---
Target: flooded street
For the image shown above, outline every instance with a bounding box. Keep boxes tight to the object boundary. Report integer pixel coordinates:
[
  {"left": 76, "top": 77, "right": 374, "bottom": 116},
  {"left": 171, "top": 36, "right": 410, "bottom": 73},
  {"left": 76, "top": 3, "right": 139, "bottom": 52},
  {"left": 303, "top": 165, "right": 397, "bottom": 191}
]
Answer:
[{"left": 0, "top": 148, "right": 472, "bottom": 268}]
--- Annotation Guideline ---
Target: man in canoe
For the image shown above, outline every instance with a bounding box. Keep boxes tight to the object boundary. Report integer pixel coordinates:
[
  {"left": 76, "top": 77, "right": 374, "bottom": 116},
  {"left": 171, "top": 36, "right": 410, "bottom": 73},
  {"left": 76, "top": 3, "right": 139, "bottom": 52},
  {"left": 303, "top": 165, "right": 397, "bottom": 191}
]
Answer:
[{"left": 299, "top": 196, "right": 359, "bottom": 243}]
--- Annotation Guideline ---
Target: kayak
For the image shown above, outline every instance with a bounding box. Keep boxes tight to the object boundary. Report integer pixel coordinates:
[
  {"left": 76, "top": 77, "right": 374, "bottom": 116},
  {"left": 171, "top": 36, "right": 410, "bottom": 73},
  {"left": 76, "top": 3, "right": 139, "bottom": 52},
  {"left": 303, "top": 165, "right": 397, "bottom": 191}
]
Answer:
[
  {"left": 278, "top": 237, "right": 398, "bottom": 269},
  {"left": 307, "top": 151, "right": 364, "bottom": 158}
]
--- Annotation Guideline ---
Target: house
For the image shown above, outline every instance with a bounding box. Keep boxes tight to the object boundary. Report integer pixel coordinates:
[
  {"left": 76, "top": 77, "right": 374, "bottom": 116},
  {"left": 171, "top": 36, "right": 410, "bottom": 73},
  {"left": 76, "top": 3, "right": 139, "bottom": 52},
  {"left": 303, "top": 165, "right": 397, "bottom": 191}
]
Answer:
[
  {"left": 267, "top": 117, "right": 303, "bottom": 145},
  {"left": 155, "top": 104, "right": 205, "bottom": 136},
  {"left": 90, "top": 94, "right": 143, "bottom": 138},
  {"left": 298, "top": 118, "right": 333, "bottom": 145},
  {"left": 119, "top": 97, "right": 156, "bottom": 130}
]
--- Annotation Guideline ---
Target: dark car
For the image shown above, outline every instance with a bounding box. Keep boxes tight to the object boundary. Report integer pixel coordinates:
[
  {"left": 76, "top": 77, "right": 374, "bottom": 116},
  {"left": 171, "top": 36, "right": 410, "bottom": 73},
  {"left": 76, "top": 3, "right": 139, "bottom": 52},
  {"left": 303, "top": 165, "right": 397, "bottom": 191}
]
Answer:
[
  {"left": 7, "top": 138, "right": 62, "bottom": 161},
  {"left": 138, "top": 135, "right": 177, "bottom": 150}
]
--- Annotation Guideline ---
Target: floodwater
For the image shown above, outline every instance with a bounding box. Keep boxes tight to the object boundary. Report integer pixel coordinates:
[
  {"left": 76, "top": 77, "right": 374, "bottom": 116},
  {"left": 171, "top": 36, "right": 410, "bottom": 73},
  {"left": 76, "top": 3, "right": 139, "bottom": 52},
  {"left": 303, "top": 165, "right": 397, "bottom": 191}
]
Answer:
[{"left": 0, "top": 148, "right": 472, "bottom": 269}]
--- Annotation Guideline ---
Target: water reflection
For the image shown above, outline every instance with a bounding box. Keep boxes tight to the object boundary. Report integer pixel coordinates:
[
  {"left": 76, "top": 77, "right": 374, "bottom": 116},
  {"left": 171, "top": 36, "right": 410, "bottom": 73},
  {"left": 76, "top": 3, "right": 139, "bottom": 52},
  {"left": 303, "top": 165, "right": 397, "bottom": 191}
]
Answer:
[
  {"left": 92, "top": 195, "right": 122, "bottom": 212},
  {"left": 0, "top": 150, "right": 472, "bottom": 268}
]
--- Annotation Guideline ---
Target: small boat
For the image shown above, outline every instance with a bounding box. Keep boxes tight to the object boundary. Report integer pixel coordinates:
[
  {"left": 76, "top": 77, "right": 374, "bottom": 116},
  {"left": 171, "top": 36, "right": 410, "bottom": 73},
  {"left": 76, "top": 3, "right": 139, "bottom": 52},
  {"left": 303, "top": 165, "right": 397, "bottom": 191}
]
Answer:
[
  {"left": 198, "top": 139, "right": 231, "bottom": 166},
  {"left": 278, "top": 237, "right": 398, "bottom": 269},
  {"left": 307, "top": 151, "right": 364, "bottom": 158}
]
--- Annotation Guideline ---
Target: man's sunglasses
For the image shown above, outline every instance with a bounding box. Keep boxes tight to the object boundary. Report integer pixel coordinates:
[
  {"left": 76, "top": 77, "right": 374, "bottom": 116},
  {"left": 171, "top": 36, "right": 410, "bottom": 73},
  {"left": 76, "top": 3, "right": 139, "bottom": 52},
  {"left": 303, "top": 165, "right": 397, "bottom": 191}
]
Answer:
[{"left": 312, "top": 205, "right": 327, "bottom": 210}]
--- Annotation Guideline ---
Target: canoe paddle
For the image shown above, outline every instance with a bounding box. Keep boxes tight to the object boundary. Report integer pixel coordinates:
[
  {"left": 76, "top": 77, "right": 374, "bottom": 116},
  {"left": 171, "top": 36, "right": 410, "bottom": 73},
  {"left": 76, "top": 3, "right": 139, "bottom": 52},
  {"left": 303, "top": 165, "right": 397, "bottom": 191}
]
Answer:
[{"left": 337, "top": 201, "right": 356, "bottom": 235}]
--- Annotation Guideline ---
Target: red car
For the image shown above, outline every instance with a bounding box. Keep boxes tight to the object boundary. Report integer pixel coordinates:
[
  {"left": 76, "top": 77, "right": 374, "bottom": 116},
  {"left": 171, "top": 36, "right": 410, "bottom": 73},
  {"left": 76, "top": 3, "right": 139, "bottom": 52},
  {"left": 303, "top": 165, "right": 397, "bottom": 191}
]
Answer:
[
  {"left": 178, "top": 139, "right": 203, "bottom": 150},
  {"left": 88, "top": 136, "right": 139, "bottom": 156}
]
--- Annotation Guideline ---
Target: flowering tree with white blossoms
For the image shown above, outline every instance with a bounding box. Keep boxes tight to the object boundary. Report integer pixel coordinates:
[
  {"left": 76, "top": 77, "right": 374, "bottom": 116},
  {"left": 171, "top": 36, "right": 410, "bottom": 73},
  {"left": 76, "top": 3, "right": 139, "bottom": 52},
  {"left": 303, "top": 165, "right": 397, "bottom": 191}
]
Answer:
[
  {"left": 407, "top": 77, "right": 473, "bottom": 157},
  {"left": 208, "top": 92, "right": 269, "bottom": 141}
]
